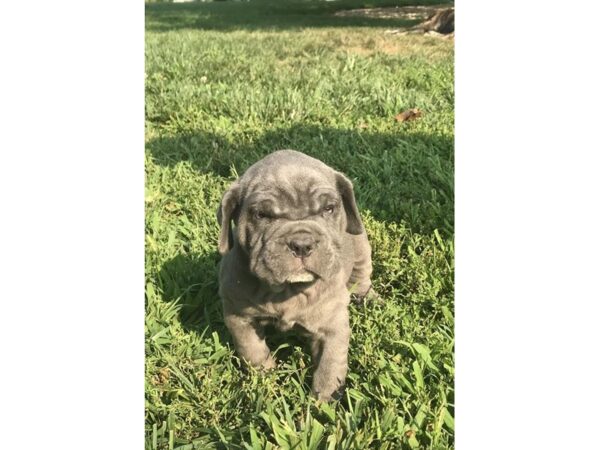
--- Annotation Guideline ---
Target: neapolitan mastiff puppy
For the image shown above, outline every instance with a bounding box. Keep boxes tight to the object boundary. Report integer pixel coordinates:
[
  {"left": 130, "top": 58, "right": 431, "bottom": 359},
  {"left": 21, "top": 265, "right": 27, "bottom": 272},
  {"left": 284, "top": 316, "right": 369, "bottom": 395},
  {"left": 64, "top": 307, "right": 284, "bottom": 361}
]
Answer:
[{"left": 217, "top": 150, "right": 375, "bottom": 401}]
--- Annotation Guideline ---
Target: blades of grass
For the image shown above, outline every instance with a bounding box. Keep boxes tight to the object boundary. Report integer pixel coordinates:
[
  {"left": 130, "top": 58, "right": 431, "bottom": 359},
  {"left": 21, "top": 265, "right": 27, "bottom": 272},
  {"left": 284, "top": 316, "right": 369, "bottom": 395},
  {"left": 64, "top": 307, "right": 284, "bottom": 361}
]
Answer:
[
  {"left": 443, "top": 408, "right": 455, "bottom": 432},
  {"left": 319, "top": 402, "right": 336, "bottom": 424},
  {"left": 152, "top": 423, "right": 158, "bottom": 450},
  {"left": 413, "top": 360, "right": 424, "bottom": 391},
  {"left": 249, "top": 423, "right": 262, "bottom": 450},
  {"left": 398, "top": 373, "right": 415, "bottom": 394},
  {"left": 307, "top": 418, "right": 325, "bottom": 450}
]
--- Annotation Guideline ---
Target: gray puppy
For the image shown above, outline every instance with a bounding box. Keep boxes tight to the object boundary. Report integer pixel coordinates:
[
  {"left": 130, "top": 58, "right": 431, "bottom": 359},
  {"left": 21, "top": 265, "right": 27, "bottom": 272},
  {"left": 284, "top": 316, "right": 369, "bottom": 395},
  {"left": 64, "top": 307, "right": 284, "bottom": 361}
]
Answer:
[{"left": 217, "top": 150, "right": 374, "bottom": 401}]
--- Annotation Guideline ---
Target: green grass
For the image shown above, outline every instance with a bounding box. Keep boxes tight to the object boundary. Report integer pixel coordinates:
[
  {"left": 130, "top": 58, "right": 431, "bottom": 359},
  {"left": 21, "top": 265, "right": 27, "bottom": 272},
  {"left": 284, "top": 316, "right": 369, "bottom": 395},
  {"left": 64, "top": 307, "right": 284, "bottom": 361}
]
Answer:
[{"left": 145, "top": 1, "right": 454, "bottom": 448}]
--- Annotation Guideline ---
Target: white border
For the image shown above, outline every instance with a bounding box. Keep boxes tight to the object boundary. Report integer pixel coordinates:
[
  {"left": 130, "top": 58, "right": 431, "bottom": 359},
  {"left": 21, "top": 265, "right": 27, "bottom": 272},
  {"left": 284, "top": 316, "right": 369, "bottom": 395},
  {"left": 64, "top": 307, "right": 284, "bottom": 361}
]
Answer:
[
  {"left": 0, "top": 1, "right": 144, "bottom": 448},
  {"left": 457, "top": 1, "right": 600, "bottom": 448}
]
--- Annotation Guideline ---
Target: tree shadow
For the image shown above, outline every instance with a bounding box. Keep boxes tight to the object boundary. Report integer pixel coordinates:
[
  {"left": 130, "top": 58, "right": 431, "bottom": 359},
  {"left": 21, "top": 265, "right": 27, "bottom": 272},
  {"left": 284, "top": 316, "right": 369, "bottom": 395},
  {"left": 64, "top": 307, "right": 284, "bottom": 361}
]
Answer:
[
  {"left": 157, "top": 251, "right": 227, "bottom": 336},
  {"left": 146, "top": 123, "right": 454, "bottom": 237},
  {"left": 145, "top": 0, "right": 453, "bottom": 33}
]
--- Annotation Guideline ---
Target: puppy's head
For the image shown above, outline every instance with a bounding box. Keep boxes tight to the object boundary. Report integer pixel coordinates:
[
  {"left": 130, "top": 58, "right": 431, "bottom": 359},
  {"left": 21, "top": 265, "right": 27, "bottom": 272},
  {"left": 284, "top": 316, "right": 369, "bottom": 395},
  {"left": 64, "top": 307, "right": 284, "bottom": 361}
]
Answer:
[{"left": 217, "top": 150, "right": 364, "bottom": 289}]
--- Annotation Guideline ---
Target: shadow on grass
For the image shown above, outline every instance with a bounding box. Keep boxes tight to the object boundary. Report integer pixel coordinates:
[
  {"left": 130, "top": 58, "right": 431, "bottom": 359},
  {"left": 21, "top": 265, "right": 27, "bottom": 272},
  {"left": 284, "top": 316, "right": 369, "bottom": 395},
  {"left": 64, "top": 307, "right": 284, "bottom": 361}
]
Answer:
[
  {"left": 146, "top": 124, "right": 454, "bottom": 237},
  {"left": 146, "top": 0, "right": 453, "bottom": 33},
  {"left": 150, "top": 122, "right": 453, "bottom": 350},
  {"left": 157, "top": 252, "right": 226, "bottom": 334}
]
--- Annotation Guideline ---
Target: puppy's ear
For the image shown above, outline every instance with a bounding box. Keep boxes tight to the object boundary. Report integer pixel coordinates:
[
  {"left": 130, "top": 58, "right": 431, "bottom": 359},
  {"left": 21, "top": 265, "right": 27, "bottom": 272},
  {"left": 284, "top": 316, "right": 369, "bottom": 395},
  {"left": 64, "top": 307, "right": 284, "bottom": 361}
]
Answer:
[
  {"left": 216, "top": 181, "right": 241, "bottom": 255},
  {"left": 335, "top": 172, "right": 364, "bottom": 235}
]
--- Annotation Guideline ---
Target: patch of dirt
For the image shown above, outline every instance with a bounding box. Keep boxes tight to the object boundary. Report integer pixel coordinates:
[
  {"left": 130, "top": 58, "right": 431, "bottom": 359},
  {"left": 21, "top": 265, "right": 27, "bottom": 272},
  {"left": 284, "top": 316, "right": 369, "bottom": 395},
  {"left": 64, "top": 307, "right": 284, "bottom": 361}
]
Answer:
[
  {"left": 334, "top": 4, "right": 454, "bottom": 38},
  {"left": 334, "top": 4, "right": 452, "bottom": 21}
]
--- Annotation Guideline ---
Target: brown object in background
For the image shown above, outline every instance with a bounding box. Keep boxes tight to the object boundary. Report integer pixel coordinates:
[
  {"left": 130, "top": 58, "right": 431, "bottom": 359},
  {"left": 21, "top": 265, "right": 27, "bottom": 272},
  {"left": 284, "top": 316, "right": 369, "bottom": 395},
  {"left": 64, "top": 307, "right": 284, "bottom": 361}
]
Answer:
[
  {"left": 385, "top": 7, "right": 454, "bottom": 36},
  {"left": 395, "top": 108, "right": 423, "bottom": 123},
  {"left": 421, "top": 8, "right": 454, "bottom": 34}
]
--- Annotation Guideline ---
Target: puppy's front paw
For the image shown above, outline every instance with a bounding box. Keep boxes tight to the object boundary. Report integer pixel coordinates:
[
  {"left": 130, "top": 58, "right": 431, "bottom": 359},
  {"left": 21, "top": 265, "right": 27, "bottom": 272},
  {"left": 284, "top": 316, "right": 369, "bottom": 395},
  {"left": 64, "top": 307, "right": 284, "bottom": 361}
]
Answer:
[
  {"left": 313, "top": 383, "right": 345, "bottom": 402},
  {"left": 239, "top": 353, "right": 277, "bottom": 371},
  {"left": 350, "top": 285, "right": 382, "bottom": 307},
  {"left": 261, "top": 355, "right": 277, "bottom": 370}
]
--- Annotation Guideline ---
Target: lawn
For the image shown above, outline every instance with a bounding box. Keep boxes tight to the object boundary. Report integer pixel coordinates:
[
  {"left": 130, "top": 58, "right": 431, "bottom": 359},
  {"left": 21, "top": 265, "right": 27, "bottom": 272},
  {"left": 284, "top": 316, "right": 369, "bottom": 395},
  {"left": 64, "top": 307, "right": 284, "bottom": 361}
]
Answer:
[{"left": 145, "top": 0, "right": 454, "bottom": 448}]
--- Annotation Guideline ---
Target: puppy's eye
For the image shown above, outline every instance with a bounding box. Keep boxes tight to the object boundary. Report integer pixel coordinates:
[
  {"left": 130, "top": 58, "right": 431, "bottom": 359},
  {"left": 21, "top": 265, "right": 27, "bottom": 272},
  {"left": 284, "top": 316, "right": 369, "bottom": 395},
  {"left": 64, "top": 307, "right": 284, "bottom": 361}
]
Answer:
[
  {"left": 323, "top": 205, "right": 335, "bottom": 215},
  {"left": 255, "top": 211, "right": 267, "bottom": 220}
]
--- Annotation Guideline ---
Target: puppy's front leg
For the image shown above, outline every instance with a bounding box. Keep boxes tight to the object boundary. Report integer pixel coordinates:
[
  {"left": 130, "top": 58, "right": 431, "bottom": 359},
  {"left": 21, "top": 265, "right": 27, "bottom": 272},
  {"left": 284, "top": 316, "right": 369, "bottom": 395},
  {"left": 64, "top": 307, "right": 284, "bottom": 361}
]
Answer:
[
  {"left": 348, "top": 232, "right": 373, "bottom": 296},
  {"left": 224, "top": 314, "right": 276, "bottom": 370},
  {"left": 311, "top": 313, "right": 350, "bottom": 401}
]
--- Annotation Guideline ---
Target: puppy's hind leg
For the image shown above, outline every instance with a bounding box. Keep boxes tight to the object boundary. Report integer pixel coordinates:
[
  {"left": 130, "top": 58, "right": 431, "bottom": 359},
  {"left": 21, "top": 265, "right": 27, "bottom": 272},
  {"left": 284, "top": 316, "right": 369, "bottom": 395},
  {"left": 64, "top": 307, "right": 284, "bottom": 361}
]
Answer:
[{"left": 224, "top": 314, "right": 276, "bottom": 370}]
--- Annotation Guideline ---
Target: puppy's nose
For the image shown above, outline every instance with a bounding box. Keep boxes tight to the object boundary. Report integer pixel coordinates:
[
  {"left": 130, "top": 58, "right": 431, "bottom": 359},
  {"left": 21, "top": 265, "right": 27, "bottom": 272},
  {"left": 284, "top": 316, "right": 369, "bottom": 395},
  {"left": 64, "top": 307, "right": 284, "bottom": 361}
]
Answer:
[{"left": 288, "top": 235, "right": 315, "bottom": 258}]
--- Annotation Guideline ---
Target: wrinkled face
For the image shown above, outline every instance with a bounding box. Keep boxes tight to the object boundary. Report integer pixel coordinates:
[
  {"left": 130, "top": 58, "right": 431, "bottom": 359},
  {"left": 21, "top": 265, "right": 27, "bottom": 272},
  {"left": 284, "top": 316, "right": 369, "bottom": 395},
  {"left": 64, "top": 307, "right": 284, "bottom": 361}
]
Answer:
[
  {"left": 218, "top": 155, "right": 364, "bottom": 291},
  {"left": 237, "top": 173, "right": 345, "bottom": 288}
]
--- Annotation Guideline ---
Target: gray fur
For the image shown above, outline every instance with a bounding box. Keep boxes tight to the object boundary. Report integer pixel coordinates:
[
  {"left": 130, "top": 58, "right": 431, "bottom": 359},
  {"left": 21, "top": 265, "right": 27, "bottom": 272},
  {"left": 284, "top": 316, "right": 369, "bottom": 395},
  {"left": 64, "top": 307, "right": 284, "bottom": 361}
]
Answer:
[{"left": 217, "top": 150, "right": 374, "bottom": 401}]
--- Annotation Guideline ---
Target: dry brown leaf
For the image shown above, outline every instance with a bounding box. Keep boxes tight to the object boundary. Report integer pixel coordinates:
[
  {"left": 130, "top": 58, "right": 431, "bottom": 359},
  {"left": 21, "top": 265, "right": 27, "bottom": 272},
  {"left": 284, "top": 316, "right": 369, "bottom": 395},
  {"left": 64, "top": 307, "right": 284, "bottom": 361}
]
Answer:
[
  {"left": 395, "top": 108, "right": 423, "bottom": 123},
  {"left": 156, "top": 367, "right": 170, "bottom": 384}
]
